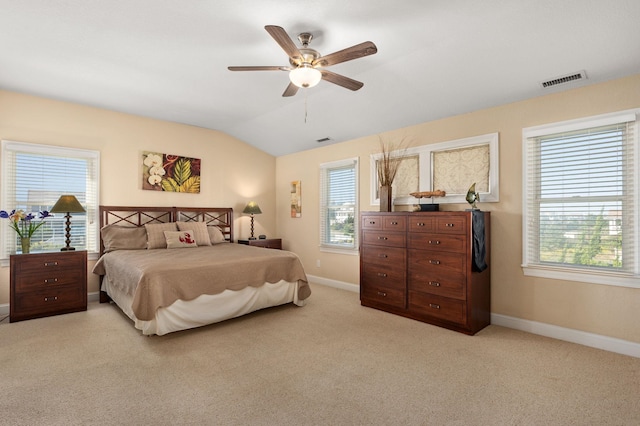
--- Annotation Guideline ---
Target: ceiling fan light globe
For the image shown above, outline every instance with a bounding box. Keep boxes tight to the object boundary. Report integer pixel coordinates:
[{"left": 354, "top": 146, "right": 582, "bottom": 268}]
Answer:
[{"left": 289, "top": 66, "right": 322, "bottom": 88}]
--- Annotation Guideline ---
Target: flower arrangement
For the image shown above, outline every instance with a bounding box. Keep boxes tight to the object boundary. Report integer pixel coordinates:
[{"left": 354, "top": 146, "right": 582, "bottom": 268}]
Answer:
[
  {"left": 0, "top": 209, "right": 52, "bottom": 238},
  {"left": 377, "top": 137, "right": 408, "bottom": 187}
]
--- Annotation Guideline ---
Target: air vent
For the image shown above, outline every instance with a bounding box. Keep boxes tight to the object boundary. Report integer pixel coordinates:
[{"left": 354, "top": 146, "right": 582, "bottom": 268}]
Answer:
[
  {"left": 316, "top": 137, "right": 332, "bottom": 143},
  {"left": 540, "top": 71, "right": 587, "bottom": 89}
]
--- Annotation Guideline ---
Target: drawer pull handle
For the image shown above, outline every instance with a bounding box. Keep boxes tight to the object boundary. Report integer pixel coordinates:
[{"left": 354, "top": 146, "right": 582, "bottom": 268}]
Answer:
[
  {"left": 377, "top": 236, "right": 388, "bottom": 240},
  {"left": 429, "top": 260, "right": 441, "bottom": 265},
  {"left": 445, "top": 223, "right": 455, "bottom": 227},
  {"left": 429, "top": 303, "right": 440, "bottom": 309},
  {"left": 44, "top": 261, "right": 59, "bottom": 267},
  {"left": 368, "top": 221, "right": 376, "bottom": 225},
  {"left": 378, "top": 254, "right": 388, "bottom": 258},
  {"left": 428, "top": 240, "right": 440, "bottom": 245},
  {"left": 377, "top": 273, "right": 388, "bottom": 278},
  {"left": 377, "top": 291, "right": 387, "bottom": 297},
  {"left": 44, "top": 278, "right": 58, "bottom": 284},
  {"left": 417, "top": 222, "right": 426, "bottom": 227},
  {"left": 429, "top": 281, "right": 441, "bottom": 287},
  {"left": 44, "top": 296, "right": 58, "bottom": 302},
  {"left": 390, "top": 221, "right": 398, "bottom": 225}
]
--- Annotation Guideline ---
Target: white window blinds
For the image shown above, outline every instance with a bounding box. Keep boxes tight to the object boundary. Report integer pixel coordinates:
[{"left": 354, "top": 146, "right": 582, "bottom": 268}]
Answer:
[
  {"left": 1, "top": 140, "right": 100, "bottom": 258},
  {"left": 319, "top": 158, "right": 358, "bottom": 250},
  {"left": 523, "top": 110, "right": 639, "bottom": 286}
]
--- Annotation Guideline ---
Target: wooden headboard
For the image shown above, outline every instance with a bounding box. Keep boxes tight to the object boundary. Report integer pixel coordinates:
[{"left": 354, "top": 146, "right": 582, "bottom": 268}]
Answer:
[{"left": 99, "top": 206, "right": 234, "bottom": 250}]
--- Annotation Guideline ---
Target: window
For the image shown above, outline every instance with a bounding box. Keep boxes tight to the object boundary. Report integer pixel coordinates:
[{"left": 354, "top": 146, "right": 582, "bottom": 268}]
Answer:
[
  {"left": 1, "top": 140, "right": 100, "bottom": 260},
  {"left": 320, "top": 157, "right": 358, "bottom": 251},
  {"left": 370, "top": 133, "right": 499, "bottom": 206},
  {"left": 522, "top": 110, "right": 639, "bottom": 287}
]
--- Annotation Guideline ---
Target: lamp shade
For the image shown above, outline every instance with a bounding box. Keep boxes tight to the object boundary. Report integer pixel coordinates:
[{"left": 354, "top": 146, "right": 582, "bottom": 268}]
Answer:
[
  {"left": 289, "top": 65, "right": 322, "bottom": 88},
  {"left": 50, "top": 195, "right": 86, "bottom": 213},
  {"left": 242, "top": 201, "right": 262, "bottom": 215}
]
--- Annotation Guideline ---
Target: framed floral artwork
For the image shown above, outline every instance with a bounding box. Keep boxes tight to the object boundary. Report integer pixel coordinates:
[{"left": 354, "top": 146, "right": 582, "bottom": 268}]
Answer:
[{"left": 142, "top": 151, "right": 201, "bottom": 193}]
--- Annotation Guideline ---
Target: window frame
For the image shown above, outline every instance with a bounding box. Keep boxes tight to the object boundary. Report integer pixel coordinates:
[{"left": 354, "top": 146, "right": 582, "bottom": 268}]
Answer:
[
  {"left": 319, "top": 157, "right": 359, "bottom": 253},
  {"left": 521, "top": 109, "right": 640, "bottom": 288},
  {"left": 1, "top": 140, "right": 100, "bottom": 263},
  {"left": 370, "top": 133, "right": 499, "bottom": 206}
]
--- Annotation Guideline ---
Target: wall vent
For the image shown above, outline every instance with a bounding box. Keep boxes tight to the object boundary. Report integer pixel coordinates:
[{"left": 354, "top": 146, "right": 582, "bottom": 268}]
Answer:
[
  {"left": 540, "top": 71, "right": 587, "bottom": 89},
  {"left": 316, "top": 137, "right": 332, "bottom": 143}
]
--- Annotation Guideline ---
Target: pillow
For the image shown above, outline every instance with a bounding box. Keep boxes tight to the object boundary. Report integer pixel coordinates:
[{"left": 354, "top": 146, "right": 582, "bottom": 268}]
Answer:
[
  {"left": 145, "top": 222, "right": 178, "bottom": 249},
  {"left": 101, "top": 225, "right": 147, "bottom": 253},
  {"left": 176, "top": 221, "right": 211, "bottom": 246},
  {"left": 207, "top": 226, "right": 226, "bottom": 244},
  {"left": 164, "top": 230, "right": 198, "bottom": 249}
]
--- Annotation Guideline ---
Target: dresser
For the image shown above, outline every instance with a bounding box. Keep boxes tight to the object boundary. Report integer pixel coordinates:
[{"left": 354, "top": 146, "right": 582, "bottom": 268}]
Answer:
[
  {"left": 360, "top": 211, "right": 490, "bottom": 335},
  {"left": 10, "top": 250, "right": 87, "bottom": 322}
]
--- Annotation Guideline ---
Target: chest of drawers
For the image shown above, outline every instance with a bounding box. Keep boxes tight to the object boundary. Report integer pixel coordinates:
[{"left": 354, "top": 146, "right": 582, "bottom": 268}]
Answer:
[
  {"left": 360, "top": 211, "right": 490, "bottom": 335},
  {"left": 10, "top": 250, "right": 87, "bottom": 322}
]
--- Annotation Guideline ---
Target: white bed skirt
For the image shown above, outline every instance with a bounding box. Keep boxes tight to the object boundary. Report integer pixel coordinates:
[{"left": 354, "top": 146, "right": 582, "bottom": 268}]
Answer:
[{"left": 102, "top": 277, "right": 306, "bottom": 336}]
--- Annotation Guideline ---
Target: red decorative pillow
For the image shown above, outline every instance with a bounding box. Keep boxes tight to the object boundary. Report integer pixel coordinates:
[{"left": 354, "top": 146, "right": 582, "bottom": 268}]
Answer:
[{"left": 164, "top": 230, "right": 198, "bottom": 249}]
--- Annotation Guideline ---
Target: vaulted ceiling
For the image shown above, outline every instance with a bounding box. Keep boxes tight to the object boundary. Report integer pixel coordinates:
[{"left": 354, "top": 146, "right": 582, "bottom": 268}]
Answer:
[{"left": 1, "top": 1, "right": 639, "bottom": 156}]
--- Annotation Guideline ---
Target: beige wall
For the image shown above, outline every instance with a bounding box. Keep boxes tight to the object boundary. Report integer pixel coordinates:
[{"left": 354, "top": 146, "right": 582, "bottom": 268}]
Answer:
[
  {"left": 276, "top": 74, "right": 640, "bottom": 344},
  {"left": 2, "top": 75, "right": 638, "bottom": 344},
  {"left": 0, "top": 89, "right": 276, "bottom": 302}
]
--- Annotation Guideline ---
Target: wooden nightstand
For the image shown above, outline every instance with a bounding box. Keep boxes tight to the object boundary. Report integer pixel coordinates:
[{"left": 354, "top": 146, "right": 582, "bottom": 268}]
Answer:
[
  {"left": 238, "top": 238, "right": 282, "bottom": 250},
  {"left": 10, "top": 250, "right": 87, "bottom": 323}
]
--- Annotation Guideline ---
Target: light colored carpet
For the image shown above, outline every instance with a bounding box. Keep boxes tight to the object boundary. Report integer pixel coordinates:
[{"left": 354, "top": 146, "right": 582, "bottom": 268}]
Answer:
[{"left": 1, "top": 283, "right": 638, "bottom": 426}]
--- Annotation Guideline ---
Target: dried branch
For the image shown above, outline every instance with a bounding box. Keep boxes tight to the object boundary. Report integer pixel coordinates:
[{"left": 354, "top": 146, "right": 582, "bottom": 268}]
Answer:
[{"left": 377, "top": 137, "right": 409, "bottom": 187}]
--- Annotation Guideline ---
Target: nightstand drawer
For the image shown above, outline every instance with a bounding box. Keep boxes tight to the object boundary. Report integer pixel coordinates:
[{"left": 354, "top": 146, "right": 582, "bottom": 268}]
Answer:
[
  {"left": 14, "top": 266, "right": 85, "bottom": 292},
  {"left": 12, "top": 286, "right": 86, "bottom": 317}
]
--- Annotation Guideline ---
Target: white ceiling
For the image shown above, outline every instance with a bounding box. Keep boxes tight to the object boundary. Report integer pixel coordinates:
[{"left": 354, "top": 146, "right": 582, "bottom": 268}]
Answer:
[{"left": 1, "top": 1, "right": 639, "bottom": 157}]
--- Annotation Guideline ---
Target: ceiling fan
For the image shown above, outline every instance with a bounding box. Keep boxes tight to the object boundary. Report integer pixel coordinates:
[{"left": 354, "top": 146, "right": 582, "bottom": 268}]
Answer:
[{"left": 228, "top": 25, "right": 378, "bottom": 97}]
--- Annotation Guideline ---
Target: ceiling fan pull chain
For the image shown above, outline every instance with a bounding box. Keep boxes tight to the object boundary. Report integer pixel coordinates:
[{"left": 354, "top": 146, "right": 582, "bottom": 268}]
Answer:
[{"left": 304, "top": 89, "right": 308, "bottom": 123}]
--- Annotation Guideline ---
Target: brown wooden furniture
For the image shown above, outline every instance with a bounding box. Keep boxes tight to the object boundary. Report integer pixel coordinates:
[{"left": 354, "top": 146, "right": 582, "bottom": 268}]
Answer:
[
  {"left": 360, "top": 211, "right": 490, "bottom": 335},
  {"left": 10, "top": 250, "right": 87, "bottom": 322},
  {"left": 238, "top": 238, "right": 282, "bottom": 250}
]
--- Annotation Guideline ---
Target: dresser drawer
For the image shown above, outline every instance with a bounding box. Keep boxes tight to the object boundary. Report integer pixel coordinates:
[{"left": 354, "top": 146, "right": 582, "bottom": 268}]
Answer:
[
  {"left": 408, "top": 270, "right": 466, "bottom": 300},
  {"left": 11, "top": 253, "right": 82, "bottom": 275},
  {"left": 408, "top": 250, "right": 466, "bottom": 278},
  {"left": 12, "top": 285, "right": 85, "bottom": 316},
  {"left": 362, "top": 230, "right": 406, "bottom": 248},
  {"left": 362, "top": 214, "right": 406, "bottom": 231},
  {"left": 361, "top": 285, "right": 406, "bottom": 309},
  {"left": 361, "top": 245, "right": 405, "bottom": 267},
  {"left": 361, "top": 215, "right": 383, "bottom": 230},
  {"left": 434, "top": 216, "right": 467, "bottom": 235},
  {"left": 361, "top": 263, "right": 405, "bottom": 290},
  {"left": 408, "top": 216, "right": 434, "bottom": 233},
  {"left": 409, "top": 292, "right": 466, "bottom": 324},
  {"left": 407, "top": 233, "right": 466, "bottom": 253}
]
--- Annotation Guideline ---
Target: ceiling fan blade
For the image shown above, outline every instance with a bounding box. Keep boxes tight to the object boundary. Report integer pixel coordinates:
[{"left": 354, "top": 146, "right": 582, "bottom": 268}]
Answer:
[
  {"left": 265, "top": 25, "right": 302, "bottom": 63},
  {"left": 282, "top": 82, "right": 299, "bottom": 97},
  {"left": 313, "top": 41, "right": 377, "bottom": 67},
  {"left": 228, "top": 66, "right": 289, "bottom": 71},
  {"left": 320, "top": 70, "right": 364, "bottom": 91}
]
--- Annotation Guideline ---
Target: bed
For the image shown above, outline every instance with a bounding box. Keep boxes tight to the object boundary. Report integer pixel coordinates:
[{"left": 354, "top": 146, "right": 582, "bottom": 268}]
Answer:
[{"left": 92, "top": 206, "right": 311, "bottom": 335}]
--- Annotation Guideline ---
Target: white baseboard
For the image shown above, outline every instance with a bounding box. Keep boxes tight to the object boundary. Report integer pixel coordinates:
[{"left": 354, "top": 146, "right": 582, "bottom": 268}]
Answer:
[
  {"left": 306, "top": 274, "right": 359, "bottom": 293},
  {"left": 491, "top": 313, "right": 640, "bottom": 358},
  {"left": 308, "top": 277, "right": 640, "bottom": 359},
  {"left": 4, "top": 284, "right": 638, "bottom": 358}
]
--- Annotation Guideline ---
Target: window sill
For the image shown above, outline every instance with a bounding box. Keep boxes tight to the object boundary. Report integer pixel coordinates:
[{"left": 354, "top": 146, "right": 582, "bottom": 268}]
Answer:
[
  {"left": 320, "top": 245, "right": 359, "bottom": 256},
  {"left": 522, "top": 264, "right": 639, "bottom": 288}
]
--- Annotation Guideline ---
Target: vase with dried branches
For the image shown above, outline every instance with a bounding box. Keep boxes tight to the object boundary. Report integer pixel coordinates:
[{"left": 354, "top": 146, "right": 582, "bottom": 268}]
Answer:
[{"left": 377, "top": 138, "right": 407, "bottom": 212}]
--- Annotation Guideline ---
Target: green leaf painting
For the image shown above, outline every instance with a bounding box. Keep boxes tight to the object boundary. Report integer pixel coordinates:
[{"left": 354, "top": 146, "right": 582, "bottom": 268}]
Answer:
[{"left": 142, "top": 151, "right": 201, "bottom": 193}]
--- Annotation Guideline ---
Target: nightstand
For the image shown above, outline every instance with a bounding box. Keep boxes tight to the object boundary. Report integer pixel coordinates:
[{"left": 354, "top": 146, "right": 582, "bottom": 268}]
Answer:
[
  {"left": 10, "top": 250, "right": 87, "bottom": 322},
  {"left": 237, "top": 238, "right": 282, "bottom": 250}
]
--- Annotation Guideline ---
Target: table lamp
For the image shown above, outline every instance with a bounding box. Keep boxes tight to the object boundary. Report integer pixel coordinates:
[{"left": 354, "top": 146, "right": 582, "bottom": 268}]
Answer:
[
  {"left": 242, "top": 201, "right": 262, "bottom": 240},
  {"left": 50, "top": 195, "right": 86, "bottom": 251}
]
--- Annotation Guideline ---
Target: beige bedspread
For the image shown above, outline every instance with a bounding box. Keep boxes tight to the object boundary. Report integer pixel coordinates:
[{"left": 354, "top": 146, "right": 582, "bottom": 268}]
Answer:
[{"left": 93, "top": 243, "right": 310, "bottom": 321}]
